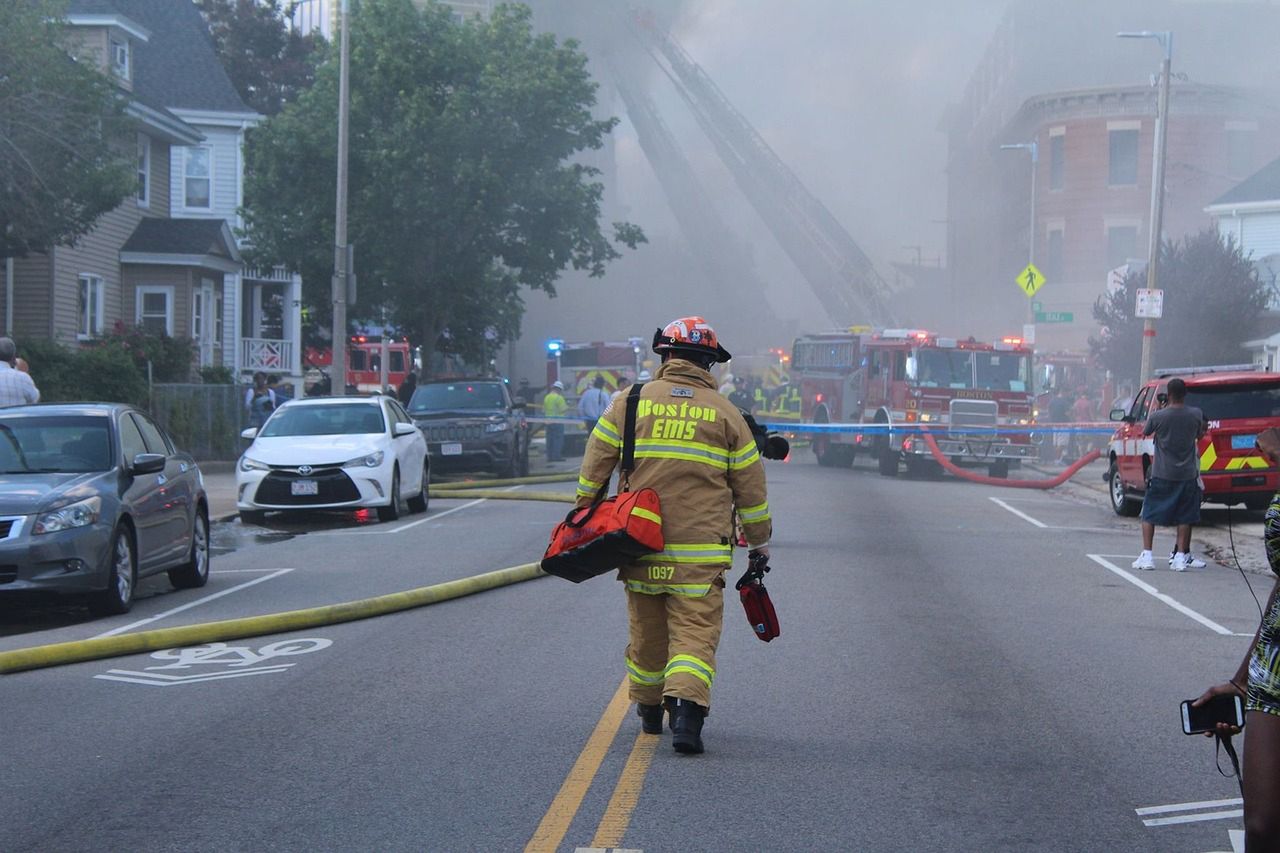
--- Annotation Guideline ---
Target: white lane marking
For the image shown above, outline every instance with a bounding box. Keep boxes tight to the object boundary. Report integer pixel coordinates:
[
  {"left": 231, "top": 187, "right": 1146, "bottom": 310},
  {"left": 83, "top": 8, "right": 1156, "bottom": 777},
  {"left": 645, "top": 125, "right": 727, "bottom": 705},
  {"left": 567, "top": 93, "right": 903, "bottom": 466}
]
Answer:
[
  {"left": 1233, "top": 828, "right": 1246, "bottom": 853},
  {"left": 1141, "top": 808, "right": 1242, "bottom": 827},
  {"left": 989, "top": 496, "right": 1048, "bottom": 528},
  {"left": 1136, "top": 797, "right": 1243, "bottom": 816},
  {"left": 94, "top": 665, "right": 294, "bottom": 686},
  {"left": 1087, "top": 555, "right": 1235, "bottom": 635},
  {"left": 91, "top": 568, "right": 295, "bottom": 639},
  {"left": 211, "top": 568, "right": 295, "bottom": 573}
]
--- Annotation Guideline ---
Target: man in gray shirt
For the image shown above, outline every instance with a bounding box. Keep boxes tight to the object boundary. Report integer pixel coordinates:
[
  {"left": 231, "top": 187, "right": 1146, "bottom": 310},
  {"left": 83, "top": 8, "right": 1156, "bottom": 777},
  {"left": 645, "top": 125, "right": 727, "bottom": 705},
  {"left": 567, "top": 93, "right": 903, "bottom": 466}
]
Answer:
[{"left": 1133, "top": 377, "right": 1206, "bottom": 571}]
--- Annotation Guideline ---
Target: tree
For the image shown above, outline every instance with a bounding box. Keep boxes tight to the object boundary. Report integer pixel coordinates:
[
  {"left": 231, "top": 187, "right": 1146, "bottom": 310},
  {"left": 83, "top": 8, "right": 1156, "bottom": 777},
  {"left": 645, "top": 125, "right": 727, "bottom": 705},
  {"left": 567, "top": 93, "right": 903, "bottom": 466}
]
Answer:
[
  {"left": 196, "top": 0, "right": 322, "bottom": 116},
  {"left": 242, "top": 0, "right": 644, "bottom": 364},
  {"left": 0, "top": 0, "right": 135, "bottom": 259},
  {"left": 1091, "top": 229, "right": 1269, "bottom": 384}
]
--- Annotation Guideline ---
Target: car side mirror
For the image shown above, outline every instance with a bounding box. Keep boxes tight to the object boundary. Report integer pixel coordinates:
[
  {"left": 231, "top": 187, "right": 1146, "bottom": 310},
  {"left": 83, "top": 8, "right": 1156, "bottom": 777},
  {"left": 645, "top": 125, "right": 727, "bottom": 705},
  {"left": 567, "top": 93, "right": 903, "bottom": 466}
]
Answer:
[
  {"left": 240, "top": 427, "right": 258, "bottom": 440},
  {"left": 130, "top": 453, "right": 166, "bottom": 475},
  {"left": 393, "top": 422, "right": 418, "bottom": 437},
  {"left": 1109, "top": 408, "right": 1129, "bottom": 422}
]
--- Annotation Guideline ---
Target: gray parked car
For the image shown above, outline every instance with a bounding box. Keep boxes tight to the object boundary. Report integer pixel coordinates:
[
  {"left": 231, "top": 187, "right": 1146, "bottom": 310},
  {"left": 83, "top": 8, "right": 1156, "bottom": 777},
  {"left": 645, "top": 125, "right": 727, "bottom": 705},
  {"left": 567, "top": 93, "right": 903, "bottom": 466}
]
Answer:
[
  {"left": 408, "top": 379, "right": 530, "bottom": 477},
  {"left": 0, "top": 404, "right": 210, "bottom": 615}
]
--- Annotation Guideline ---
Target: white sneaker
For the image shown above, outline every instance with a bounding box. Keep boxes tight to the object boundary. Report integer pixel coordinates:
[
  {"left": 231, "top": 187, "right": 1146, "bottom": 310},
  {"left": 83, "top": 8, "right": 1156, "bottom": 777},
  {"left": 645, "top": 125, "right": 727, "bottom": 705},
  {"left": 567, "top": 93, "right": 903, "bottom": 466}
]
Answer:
[
  {"left": 1169, "top": 551, "right": 1207, "bottom": 568},
  {"left": 1171, "top": 552, "right": 1188, "bottom": 572},
  {"left": 1132, "top": 551, "right": 1156, "bottom": 571}
]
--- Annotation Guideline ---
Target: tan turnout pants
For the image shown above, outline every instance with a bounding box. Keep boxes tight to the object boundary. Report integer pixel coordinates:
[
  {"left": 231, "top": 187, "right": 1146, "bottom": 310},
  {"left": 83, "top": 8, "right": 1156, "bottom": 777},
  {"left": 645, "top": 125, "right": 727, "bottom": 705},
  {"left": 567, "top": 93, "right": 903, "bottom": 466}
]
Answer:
[{"left": 624, "top": 575, "right": 725, "bottom": 710}]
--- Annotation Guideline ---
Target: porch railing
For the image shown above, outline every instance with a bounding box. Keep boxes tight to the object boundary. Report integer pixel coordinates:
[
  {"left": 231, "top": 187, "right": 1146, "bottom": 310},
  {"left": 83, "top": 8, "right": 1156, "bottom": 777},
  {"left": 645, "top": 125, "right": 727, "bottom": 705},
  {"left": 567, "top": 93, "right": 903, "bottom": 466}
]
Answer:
[{"left": 241, "top": 337, "right": 293, "bottom": 372}]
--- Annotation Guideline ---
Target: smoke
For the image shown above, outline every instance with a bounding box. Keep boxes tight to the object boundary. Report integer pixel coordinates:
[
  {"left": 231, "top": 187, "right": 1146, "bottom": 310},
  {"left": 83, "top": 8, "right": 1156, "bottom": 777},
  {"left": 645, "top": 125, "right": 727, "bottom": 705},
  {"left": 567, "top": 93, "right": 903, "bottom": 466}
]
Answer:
[{"left": 510, "top": 0, "right": 1280, "bottom": 383}]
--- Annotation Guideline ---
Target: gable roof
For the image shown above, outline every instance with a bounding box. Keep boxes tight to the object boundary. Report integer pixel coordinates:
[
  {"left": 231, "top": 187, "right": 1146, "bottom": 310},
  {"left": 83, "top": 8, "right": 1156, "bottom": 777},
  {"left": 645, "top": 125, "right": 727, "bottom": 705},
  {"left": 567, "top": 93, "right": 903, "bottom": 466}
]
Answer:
[
  {"left": 1211, "top": 157, "right": 1280, "bottom": 207},
  {"left": 68, "top": 0, "right": 253, "bottom": 116},
  {"left": 121, "top": 218, "right": 243, "bottom": 272}
]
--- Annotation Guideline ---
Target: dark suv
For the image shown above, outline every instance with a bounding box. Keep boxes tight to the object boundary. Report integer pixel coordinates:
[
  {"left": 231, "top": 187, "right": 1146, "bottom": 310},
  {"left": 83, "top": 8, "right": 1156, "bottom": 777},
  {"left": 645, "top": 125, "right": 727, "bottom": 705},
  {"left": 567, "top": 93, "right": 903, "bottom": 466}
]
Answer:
[{"left": 408, "top": 379, "right": 530, "bottom": 477}]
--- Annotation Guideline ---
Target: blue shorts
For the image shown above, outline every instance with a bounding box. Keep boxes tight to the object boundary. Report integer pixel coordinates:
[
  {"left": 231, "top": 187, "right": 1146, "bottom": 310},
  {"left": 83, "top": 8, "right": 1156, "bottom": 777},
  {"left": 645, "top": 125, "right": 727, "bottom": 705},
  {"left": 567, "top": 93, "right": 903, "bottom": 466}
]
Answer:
[{"left": 1140, "top": 477, "right": 1202, "bottom": 525}]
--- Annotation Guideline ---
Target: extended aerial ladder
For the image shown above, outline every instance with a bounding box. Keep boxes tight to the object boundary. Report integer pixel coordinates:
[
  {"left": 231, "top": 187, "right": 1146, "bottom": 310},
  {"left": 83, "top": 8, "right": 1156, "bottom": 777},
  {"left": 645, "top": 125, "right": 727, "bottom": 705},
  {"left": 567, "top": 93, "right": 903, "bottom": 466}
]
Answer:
[{"left": 630, "top": 21, "right": 897, "bottom": 327}]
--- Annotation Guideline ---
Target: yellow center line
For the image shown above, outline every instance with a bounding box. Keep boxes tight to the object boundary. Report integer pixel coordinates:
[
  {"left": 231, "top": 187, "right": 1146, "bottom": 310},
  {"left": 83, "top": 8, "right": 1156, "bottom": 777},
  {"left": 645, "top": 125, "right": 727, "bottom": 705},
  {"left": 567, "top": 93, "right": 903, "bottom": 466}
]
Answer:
[
  {"left": 525, "top": 678, "right": 631, "bottom": 853},
  {"left": 589, "top": 731, "right": 659, "bottom": 849}
]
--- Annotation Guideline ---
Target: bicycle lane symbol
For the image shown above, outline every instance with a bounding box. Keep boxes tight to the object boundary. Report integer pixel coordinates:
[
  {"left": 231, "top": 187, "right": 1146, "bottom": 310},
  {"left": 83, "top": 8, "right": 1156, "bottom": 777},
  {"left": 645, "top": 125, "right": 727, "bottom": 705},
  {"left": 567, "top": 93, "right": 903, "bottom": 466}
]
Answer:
[{"left": 93, "top": 639, "right": 332, "bottom": 687}]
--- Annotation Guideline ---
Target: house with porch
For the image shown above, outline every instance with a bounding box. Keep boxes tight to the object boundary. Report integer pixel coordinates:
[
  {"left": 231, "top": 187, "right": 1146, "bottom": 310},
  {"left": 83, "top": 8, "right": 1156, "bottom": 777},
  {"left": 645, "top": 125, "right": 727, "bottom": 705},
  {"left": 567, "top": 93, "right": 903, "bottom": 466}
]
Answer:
[
  {"left": 1206, "top": 155, "right": 1280, "bottom": 370},
  {"left": 0, "top": 0, "right": 303, "bottom": 389}
]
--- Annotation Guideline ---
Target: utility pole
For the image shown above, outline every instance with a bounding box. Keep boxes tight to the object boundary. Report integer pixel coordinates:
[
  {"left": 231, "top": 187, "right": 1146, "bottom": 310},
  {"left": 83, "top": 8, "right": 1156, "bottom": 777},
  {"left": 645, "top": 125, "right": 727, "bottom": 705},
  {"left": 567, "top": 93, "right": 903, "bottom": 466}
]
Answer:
[
  {"left": 330, "top": 0, "right": 352, "bottom": 395},
  {"left": 1120, "top": 30, "right": 1172, "bottom": 385},
  {"left": 1000, "top": 140, "right": 1038, "bottom": 337}
]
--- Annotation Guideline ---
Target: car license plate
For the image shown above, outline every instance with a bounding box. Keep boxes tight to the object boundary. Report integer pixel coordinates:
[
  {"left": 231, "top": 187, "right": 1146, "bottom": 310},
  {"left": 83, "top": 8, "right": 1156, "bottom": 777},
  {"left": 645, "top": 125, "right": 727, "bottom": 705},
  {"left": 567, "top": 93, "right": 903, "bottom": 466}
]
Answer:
[
  {"left": 291, "top": 479, "right": 319, "bottom": 496},
  {"left": 442, "top": 442, "right": 463, "bottom": 456},
  {"left": 1232, "top": 434, "right": 1258, "bottom": 450}
]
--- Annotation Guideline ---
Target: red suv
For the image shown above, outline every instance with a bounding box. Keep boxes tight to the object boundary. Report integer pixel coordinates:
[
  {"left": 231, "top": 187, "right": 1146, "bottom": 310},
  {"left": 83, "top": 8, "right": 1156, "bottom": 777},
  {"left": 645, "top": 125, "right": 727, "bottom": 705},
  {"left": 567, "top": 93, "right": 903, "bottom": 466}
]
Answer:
[{"left": 1107, "top": 366, "right": 1280, "bottom": 515}]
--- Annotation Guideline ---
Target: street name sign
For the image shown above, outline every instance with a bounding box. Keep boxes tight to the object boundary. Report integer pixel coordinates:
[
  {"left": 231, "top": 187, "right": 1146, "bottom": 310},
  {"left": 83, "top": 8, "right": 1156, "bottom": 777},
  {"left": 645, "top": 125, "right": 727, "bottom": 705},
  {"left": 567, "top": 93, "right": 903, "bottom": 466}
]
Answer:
[
  {"left": 1135, "top": 288, "right": 1164, "bottom": 319},
  {"left": 1016, "top": 263, "right": 1045, "bottom": 297},
  {"left": 1034, "top": 311, "right": 1074, "bottom": 323}
]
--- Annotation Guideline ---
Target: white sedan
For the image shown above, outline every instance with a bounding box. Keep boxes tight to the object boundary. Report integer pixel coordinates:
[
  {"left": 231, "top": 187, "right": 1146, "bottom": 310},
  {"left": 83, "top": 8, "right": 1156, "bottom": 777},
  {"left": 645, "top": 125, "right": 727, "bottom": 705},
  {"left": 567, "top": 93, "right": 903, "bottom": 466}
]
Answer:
[{"left": 236, "top": 395, "right": 429, "bottom": 524}]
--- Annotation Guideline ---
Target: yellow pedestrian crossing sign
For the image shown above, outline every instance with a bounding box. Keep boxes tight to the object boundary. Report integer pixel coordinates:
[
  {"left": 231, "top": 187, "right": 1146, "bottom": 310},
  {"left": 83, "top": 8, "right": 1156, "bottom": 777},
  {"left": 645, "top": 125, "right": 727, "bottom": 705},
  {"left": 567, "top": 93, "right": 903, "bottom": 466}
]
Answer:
[{"left": 1016, "top": 263, "right": 1046, "bottom": 297}]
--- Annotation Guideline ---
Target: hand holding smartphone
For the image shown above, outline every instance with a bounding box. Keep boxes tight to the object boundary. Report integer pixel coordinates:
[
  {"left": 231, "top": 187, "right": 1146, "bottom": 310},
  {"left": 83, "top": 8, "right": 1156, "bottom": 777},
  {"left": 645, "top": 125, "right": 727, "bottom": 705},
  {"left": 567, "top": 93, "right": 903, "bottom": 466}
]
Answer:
[{"left": 1182, "top": 693, "right": 1245, "bottom": 735}]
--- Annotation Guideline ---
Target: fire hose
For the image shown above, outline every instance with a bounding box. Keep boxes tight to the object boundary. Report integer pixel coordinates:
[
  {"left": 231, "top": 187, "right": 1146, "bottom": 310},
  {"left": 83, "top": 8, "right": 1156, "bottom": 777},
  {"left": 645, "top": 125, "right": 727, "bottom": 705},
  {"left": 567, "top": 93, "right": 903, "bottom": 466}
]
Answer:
[{"left": 919, "top": 429, "right": 1101, "bottom": 489}]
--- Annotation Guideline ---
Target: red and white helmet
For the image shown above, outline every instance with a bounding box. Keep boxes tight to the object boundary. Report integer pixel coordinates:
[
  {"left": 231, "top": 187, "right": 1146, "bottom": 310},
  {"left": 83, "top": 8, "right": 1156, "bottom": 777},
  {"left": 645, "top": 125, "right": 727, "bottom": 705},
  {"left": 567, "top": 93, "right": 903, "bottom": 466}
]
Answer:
[{"left": 652, "top": 316, "right": 732, "bottom": 363}]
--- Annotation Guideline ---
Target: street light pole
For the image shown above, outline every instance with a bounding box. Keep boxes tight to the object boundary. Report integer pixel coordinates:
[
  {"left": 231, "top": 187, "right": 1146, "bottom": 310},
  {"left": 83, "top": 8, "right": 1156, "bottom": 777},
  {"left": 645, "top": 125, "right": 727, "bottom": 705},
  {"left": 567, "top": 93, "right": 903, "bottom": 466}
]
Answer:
[
  {"left": 1119, "top": 30, "right": 1172, "bottom": 384},
  {"left": 330, "top": 0, "right": 351, "bottom": 395},
  {"left": 1000, "top": 140, "right": 1039, "bottom": 336}
]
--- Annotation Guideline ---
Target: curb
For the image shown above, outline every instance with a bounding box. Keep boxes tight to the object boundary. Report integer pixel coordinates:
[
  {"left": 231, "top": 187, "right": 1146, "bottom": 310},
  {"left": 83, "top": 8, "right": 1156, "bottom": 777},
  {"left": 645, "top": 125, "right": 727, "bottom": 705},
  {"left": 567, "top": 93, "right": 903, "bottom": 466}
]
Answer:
[{"left": 0, "top": 562, "right": 545, "bottom": 674}]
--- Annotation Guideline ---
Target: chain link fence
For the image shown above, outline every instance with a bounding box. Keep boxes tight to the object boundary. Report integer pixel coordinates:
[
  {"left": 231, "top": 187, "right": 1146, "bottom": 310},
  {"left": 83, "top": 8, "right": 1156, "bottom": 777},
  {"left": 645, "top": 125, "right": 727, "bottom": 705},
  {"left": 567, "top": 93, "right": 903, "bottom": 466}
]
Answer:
[{"left": 149, "top": 384, "right": 245, "bottom": 461}]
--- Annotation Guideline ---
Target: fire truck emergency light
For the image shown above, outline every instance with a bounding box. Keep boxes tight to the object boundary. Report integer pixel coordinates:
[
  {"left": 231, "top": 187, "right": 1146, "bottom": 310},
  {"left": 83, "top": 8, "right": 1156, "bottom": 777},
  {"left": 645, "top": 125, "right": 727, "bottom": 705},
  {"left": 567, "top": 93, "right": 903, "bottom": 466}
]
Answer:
[{"left": 547, "top": 339, "right": 563, "bottom": 353}]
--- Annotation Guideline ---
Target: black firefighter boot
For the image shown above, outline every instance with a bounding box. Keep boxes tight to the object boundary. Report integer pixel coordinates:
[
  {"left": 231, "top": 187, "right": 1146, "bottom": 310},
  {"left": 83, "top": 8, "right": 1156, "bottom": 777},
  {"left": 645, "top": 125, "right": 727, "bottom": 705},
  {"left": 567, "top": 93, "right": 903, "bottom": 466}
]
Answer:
[
  {"left": 636, "top": 703, "right": 664, "bottom": 735},
  {"left": 670, "top": 698, "right": 706, "bottom": 754}
]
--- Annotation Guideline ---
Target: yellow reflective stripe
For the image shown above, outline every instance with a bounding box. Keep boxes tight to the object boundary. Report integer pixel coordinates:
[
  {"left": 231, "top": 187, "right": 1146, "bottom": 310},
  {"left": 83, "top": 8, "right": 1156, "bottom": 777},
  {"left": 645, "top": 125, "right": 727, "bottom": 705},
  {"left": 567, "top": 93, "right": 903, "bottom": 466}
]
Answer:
[
  {"left": 625, "top": 580, "right": 713, "bottom": 596},
  {"left": 591, "top": 420, "right": 622, "bottom": 448},
  {"left": 665, "top": 654, "right": 715, "bottom": 687},
  {"left": 729, "top": 441, "right": 761, "bottom": 470},
  {"left": 637, "top": 543, "right": 732, "bottom": 565},
  {"left": 1200, "top": 443, "right": 1217, "bottom": 471},
  {"left": 577, "top": 475, "right": 605, "bottom": 499},
  {"left": 634, "top": 449, "right": 728, "bottom": 468},
  {"left": 737, "top": 500, "right": 770, "bottom": 522},
  {"left": 629, "top": 506, "right": 662, "bottom": 524},
  {"left": 635, "top": 437, "right": 730, "bottom": 459},
  {"left": 626, "top": 657, "right": 664, "bottom": 685},
  {"left": 1225, "top": 456, "right": 1269, "bottom": 471}
]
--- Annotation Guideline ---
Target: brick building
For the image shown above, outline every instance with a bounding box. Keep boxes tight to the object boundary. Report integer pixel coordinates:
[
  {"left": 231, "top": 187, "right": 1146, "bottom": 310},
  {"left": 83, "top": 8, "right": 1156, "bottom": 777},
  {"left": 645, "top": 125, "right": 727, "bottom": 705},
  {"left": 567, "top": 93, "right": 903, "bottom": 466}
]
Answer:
[{"left": 942, "top": 0, "right": 1280, "bottom": 353}]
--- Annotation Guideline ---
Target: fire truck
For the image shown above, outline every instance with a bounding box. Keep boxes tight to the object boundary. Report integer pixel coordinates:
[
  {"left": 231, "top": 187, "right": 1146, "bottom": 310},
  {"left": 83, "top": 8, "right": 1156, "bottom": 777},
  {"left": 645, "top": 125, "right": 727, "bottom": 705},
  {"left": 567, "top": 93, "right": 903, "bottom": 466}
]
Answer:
[
  {"left": 546, "top": 338, "right": 647, "bottom": 453},
  {"left": 790, "top": 329, "right": 1038, "bottom": 477},
  {"left": 305, "top": 336, "right": 413, "bottom": 394}
]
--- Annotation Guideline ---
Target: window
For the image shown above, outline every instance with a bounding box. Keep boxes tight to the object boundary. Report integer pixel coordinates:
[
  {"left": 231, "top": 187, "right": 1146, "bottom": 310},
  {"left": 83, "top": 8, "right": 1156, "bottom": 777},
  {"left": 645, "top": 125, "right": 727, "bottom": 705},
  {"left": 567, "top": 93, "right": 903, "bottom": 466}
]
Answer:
[
  {"left": 183, "top": 147, "right": 211, "bottom": 209},
  {"left": 1227, "top": 127, "right": 1255, "bottom": 178},
  {"left": 1107, "top": 225, "right": 1139, "bottom": 271},
  {"left": 132, "top": 413, "right": 173, "bottom": 456},
  {"left": 118, "top": 414, "right": 148, "bottom": 464},
  {"left": 77, "top": 274, "right": 103, "bottom": 339},
  {"left": 192, "top": 290, "right": 206, "bottom": 341},
  {"left": 1045, "top": 227, "right": 1064, "bottom": 283},
  {"left": 137, "top": 286, "right": 173, "bottom": 336},
  {"left": 214, "top": 293, "right": 223, "bottom": 346},
  {"left": 110, "top": 38, "right": 130, "bottom": 80},
  {"left": 1049, "top": 133, "right": 1065, "bottom": 191},
  {"left": 136, "top": 135, "right": 149, "bottom": 207},
  {"left": 1109, "top": 128, "right": 1139, "bottom": 186}
]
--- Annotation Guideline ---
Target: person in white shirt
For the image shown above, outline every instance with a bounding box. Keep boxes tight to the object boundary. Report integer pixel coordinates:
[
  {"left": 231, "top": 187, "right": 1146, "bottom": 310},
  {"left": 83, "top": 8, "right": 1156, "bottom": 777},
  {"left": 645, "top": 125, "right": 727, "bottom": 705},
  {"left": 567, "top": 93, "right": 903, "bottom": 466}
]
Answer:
[
  {"left": 0, "top": 337, "right": 39, "bottom": 407},
  {"left": 577, "top": 374, "right": 611, "bottom": 432}
]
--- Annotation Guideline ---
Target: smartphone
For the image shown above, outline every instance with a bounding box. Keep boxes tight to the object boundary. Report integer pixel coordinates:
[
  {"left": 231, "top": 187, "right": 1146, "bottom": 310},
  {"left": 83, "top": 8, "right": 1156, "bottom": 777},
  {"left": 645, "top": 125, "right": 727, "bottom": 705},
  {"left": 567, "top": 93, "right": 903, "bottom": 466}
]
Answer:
[{"left": 1181, "top": 694, "right": 1245, "bottom": 735}]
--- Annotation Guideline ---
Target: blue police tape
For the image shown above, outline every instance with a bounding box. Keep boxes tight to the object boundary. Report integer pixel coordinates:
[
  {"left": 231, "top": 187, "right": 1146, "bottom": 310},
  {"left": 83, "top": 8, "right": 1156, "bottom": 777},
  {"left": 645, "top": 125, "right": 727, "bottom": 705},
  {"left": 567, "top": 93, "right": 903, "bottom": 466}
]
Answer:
[{"left": 759, "top": 422, "right": 1117, "bottom": 436}]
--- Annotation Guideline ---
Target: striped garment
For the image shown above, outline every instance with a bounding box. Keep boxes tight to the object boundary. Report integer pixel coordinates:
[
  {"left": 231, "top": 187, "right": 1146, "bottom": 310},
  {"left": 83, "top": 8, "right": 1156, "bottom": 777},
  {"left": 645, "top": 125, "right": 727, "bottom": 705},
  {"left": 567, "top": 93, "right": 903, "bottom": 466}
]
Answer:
[
  {"left": 1247, "top": 492, "right": 1280, "bottom": 716},
  {"left": 0, "top": 362, "right": 39, "bottom": 407}
]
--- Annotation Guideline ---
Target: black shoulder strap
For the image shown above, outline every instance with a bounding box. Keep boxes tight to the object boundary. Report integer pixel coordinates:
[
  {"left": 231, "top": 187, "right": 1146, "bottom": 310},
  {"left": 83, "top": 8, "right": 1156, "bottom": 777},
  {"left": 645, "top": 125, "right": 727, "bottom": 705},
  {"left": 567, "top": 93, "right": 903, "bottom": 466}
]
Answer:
[{"left": 621, "top": 382, "right": 645, "bottom": 479}]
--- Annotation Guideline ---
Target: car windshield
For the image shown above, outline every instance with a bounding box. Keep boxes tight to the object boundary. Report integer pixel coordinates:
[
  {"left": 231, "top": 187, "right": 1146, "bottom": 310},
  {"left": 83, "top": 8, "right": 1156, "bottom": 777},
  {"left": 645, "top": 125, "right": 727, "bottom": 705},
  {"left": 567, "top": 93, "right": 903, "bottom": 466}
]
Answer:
[
  {"left": 259, "top": 404, "right": 385, "bottom": 436},
  {"left": 916, "top": 349, "right": 974, "bottom": 388},
  {"left": 1185, "top": 382, "right": 1280, "bottom": 420},
  {"left": 408, "top": 383, "right": 505, "bottom": 412},
  {"left": 974, "top": 353, "right": 1029, "bottom": 391},
  {"left": 0, "top": 415, "right": 113, "bottom": 473}
]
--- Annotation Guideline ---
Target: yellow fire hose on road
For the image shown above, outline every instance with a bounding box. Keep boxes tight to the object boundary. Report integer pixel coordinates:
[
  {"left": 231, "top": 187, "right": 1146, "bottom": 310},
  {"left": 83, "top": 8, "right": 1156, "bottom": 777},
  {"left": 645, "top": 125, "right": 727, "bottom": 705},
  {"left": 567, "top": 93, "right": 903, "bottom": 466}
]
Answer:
[
  {"left": 435, "top": 473, "right": 577, "bottom": 489},
  {"left": 429, "top": 489, "right": 575, "bottom": 503}
]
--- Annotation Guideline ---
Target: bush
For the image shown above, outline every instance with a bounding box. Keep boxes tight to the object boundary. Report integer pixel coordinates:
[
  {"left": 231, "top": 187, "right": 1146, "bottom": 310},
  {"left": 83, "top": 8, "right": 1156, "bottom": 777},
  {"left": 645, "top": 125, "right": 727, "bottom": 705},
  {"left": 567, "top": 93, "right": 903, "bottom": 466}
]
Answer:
[
  {"left": 100, "top": 321, "right": 197, "bottom": 381},
  {"left": 200, "top": 365, "right": 235, "bottom": 384},
  {"left": 20, "top": 337, "right": 147, "bottom": 406}
]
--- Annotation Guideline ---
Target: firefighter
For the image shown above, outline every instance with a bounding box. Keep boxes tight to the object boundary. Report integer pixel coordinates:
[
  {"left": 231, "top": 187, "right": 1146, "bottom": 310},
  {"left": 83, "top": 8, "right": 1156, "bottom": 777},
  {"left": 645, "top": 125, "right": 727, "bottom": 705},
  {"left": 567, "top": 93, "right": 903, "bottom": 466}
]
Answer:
[
  {"left": 773, "top": 382, "right": 800, "bottom": 418},
  {"left": 575, "top": 316, "right": 772, "bottom": 754}
]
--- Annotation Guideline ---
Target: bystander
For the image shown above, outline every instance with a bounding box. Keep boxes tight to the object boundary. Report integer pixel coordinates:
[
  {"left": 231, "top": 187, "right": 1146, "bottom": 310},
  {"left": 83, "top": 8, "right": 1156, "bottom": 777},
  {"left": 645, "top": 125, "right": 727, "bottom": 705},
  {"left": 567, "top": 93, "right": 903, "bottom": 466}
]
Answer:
[
  {"left": 1132, "top": 378, "right": 1206, "bottom": 571},
  {"left": 0, "top": 337, "right": 39, "bottom": 407}
]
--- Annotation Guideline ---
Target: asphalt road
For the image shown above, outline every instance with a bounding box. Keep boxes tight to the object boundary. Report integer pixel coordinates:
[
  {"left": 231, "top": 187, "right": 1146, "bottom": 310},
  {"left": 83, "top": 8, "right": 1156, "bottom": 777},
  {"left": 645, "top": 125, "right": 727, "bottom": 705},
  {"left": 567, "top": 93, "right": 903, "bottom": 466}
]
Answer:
[{"left": 1, "top": 453, "right": 1270, "bottom": 852}]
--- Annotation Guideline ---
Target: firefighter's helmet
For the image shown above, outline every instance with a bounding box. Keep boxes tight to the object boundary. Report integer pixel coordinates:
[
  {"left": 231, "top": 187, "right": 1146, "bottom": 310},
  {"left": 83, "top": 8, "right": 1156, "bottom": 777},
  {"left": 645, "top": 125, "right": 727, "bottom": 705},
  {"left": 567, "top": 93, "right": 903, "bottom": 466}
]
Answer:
[{"left": 652, "top": 316, "right": 732, "bottom": 364}]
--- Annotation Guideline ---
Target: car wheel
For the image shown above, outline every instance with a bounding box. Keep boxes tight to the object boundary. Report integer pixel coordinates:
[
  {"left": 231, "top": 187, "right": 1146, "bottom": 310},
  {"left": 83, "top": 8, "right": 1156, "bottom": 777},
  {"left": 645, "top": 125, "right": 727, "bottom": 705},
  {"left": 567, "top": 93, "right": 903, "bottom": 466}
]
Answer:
[
  {"left": 240, "top": 510, "right": 266, "bottom": 526},
  {"left": 988, "top": 459, "right": 1010, "bottom": 479},
  {"left": 377, "top": 466, "right": 402, "bottom": 522},
  {"left": 168, "top": 510, "right": 210, "bottom": 589},
  {"left": 877, "top": 442, "right": 899, "bottom": 477},
  {"left": 499, "top": 446, "right": 519, "bottom": 479},
  {"left": 90, "top": 526, "right": 137, "bottom": 616},
  {"left": 1109, "top": 458, "right": 1140, "bottom": 517},
  {"left": 407, "top": 460, "right": 429, "bottom": 514},
  {"left": 518, "top": 440, "right": 531, "bottom": 477}
]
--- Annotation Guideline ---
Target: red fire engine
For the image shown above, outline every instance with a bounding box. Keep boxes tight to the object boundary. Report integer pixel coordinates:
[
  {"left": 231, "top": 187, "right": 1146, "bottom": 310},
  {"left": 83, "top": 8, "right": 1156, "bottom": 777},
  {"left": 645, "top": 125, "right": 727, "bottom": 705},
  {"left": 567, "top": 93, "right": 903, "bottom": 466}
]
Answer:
[
  {"left": 305, "top": 336, "right": 413, "bottom": 394},
  {"left": 790, "top": 329, "right": 1038, "bottom": 477}
]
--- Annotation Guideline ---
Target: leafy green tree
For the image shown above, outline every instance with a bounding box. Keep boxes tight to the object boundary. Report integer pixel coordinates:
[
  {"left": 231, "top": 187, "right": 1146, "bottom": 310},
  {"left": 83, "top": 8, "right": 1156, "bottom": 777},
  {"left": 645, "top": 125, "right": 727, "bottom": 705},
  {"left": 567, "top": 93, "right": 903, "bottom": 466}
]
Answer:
[
  {"left": 1091, "top": 229, "right": 1269, "bottom": 384},
  {"left": 0, "top": 0, "right": 135, "bottom": 259},
  {"left": 242, "top": 0, "right": 644, "bottom": 364},
  {"left": 196, "top": 0, "right": 322, "bottom": 116}
]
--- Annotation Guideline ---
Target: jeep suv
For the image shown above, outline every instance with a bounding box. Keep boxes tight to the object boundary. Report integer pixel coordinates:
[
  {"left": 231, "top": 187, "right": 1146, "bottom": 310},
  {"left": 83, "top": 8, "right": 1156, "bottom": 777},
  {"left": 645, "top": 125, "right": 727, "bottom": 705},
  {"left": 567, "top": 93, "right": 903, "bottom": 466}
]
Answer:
[
  {"left": 408, "top": 379, "right": 530, "bottom": 477},
  {"left": 1106, "top": 367, "right": 1280, "bottom": 515}
]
